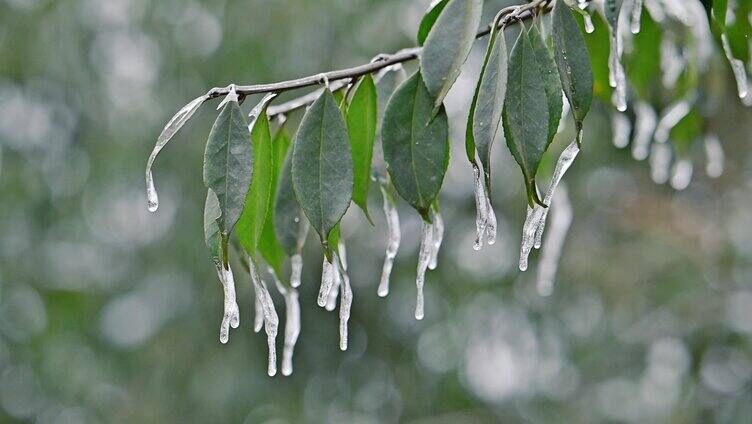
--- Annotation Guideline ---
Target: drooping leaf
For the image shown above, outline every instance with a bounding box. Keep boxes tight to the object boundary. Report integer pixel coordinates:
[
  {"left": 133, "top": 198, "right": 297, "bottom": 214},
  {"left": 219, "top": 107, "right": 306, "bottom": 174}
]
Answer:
[
  {"left": 711, "top": 0, "right": 728, "bottom": 30},
  {"left": 552, "top": 0, "right": 594, "bottom": 137},
  {"left": 529, "top": 24, "right": 563, "bottom": 150},
  {"left": 204, "top": 188, "right": 222, "bottom": 263},
  {"left": 275, "top": 142, "right": 305, "bottom": 257},
  {"left": 420, "top": 0, "right": 482, "bottom": 110},
  {"left": 726, "top": 0, "right": 751, "bottom": 62},
  {"left": 202, "top": 96, "right": 252, "bottom": 236},
  {"left": 258, "top": 127, "right": 290, "bottom": 276},
  {"left": 236, "top": 106, "right": 273, "bottom": 260},
  {"left": 381, "top": 72, "right": 449, "bottom": 221},
  {"left": 346, "top": 75, "right": 377, "bottom": 222},
  {"left": 417, "top": 0, "right": 450, "bottom": 46},
  {"left": 467, "top": 16, "right": 508, "bottom": 195},
  {"left": 292, "top": 88, "right": 353, "bottom": 253},
  {"left": 502, "top": 28, "right": 550, "bottom": 208}
]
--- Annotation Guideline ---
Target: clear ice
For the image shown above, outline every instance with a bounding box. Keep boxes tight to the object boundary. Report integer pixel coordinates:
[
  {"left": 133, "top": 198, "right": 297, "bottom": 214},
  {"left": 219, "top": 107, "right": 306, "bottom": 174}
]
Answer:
[
  {"left": 429, "top": 210, "right": 444, "bottom": 270},
  {"left": 533, "top": 141, "right": 580, "bottom": 250},
  {"left": 632, "top": 102, "right": 657, "bottom": 161},
  {"left": 214, "top": 262, "right": 240, "bottom": 344},
  {"left": 472, "top": 163, "right": 489, "bottom": 251},
  {"left": 378, "top": 183, "right": 401, "bottom": 297},
  {"left": 722, "top": 34, "right": 749, "bottom": 99},
  {"left": 536, "top": 185, "right": 573, "bottom": 297},
  {"left": 704, "top": 134, "right": 724, "bottom": 178},
  {"left": 249, "top": 260, "right": 279, "bottom": 377},
  {"left": 415, "top": 221, "right": 434, "bottom": 320},
  {"left": 290, "top": 254, "right": 303, "bottom": 288},
  {"left": 267, "top": 266, "right": 300, "bottom": 377},
  {"left": 318, "top": 258, "right": 335, "bottom": 307},
  {"left": 630, "top": 0, "right": 643, "bottom": 34}
]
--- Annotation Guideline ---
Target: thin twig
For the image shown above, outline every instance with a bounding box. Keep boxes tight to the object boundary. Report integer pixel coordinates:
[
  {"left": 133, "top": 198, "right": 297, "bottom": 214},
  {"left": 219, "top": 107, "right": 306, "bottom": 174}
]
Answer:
[{"left": 203, "top": 0, "right": 551, "bottom": 116}]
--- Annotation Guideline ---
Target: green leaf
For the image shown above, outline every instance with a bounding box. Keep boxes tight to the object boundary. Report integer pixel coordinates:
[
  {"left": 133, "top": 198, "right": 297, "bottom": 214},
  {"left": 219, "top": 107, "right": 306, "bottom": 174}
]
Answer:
[
  {"left": 712, "top": 0, "right": 728, "bottom": 29},
  {"left": 529, "top": 24, "right": 563, "bottom": 150},
  {"left": 582, "top": 12, "right": 613, "bottom": 102},
  {"left": 417, "top": 0, "right": 450, "bottom": 46},
  {"left": 381, "top": 72, "right": 449, "bottom": 221},
  {"left": 346, "top": 75, "right": 377, "bottom": 222},
  {"left": 327, "top": 223, "right": 341, "bottom": 250},
  {"left": 467, "top": 17, "right": 508, "bottom": 195},
  {"left": 552, "top": 0, "right": 594, "bottom": 138},
  {"left": 624, "top": 8, "right": 660, "bottom": 101},
  {"left": 292, "top": 88, "right": 353, "bottom": 253},
  {"left": 420, "top": 0, "right": 482, "bottom": 110},
  {"left": 202, "top": 97, "right": 252, "bottom": 236},
  {"left": 726, "top": 0, "right": 751, "bottom": 62},
  {"left": 204, "top": 188, "right": 222, "bottom": 263},
  {"left": 274, "top": 141, "right": 306, "bottom": 257},
  {"left": 502, "top": 28, "right": 550, "bottom": 208},
  {"left": 258, "top": 127, "right": 290, "bottom": 276},
  {"left": 236, "top": 105, "right": 273, "bottom": 261}
]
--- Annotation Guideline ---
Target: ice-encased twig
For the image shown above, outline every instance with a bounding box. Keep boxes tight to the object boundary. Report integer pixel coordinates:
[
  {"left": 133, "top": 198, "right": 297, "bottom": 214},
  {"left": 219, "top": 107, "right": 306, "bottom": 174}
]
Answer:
[
  {"left": 536, "top": 185, "right": 573, "bottom": 296},
  {"left": 378, "top": 183, "right": 401, "bottom": 297},
  {"left": 415, "top": 222, "right": 433, "bottom": 320},
  {"left": 214, "top": 262, "right": 240, "bottom": 344}
]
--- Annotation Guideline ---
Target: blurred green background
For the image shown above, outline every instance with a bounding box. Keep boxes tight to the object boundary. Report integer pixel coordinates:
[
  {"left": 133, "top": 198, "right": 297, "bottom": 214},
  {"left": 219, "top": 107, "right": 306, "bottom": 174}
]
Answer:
[{"left": 1, "top": 0, "right": 751, "bottom": 422}]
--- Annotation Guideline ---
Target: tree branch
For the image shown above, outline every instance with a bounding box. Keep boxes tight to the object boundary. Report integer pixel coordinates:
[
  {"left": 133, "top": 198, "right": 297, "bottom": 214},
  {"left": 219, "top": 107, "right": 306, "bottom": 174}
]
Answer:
[{"left": 203, "top": 0, "right": 552, "bottom": 116}]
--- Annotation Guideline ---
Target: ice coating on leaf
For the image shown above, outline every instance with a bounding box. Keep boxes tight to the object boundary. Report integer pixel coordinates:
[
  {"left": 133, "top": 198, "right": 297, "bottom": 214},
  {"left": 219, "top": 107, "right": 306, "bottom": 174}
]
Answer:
[
  {"left": 429, "top": 210, "right": 444, "bottom": 270},
  {"left": 472, "top": 163, "right": 489, "bottom": 251},
  {"left": 654, "top": 100, "right": 691, "bottom": 143},
  {"left": 267, "top": 266, "right": 300, "bottom": 377},
  {"left": 415, "top": 221, "right": 433, "bottom": 320},
  {"left": 378, "top": 183, "right": 401, "bottom": 297},
  {"left": 650, "top": 143, "right": 672, "bottom": 184},
  {"left": 247, "top": 92, "right": 279, "bottom": 132},
  {"left": 249, "top": 260, "right": 278, "bottom": 377},
  {"left": 536, "top": 185, "right": 573, "bottom": 296},
  {"left": 557, "top": 93, "right": 570, "bottom": 134},
  {"left": 632, "top": 102, "right": 657, "bottom": 160},
  {"left": 485, "top": 196, "right": 497, "bottom": 246},
  {"left": 290, "top": 254, "right": 303, "bottom": 288},
  {"left": 533, "top": 141, "right": 580, "bottom": 250},
  {"left": 612, "top": 112, "right": 631, "bottom": 148},
  {"left": 216, "top": 85, "right": 239, "bottom": 110},
  {"left": 214, "top": 262, "right": 240, "bottom": 344},
  {"left": 253, "top": 294, "right": 263, "bottom": 333},
  {"left": 318, "top": 258, "right": 335, "bottom": 307},
  {"left": 704, "top": 134, "right": 725, "bottom": 178},
  {"left": 670, "top": 158, "right": 693, "bottom": 190},
  {"left": 721, "top": 34, "right": 749, "bottom": 99},
  {"left": 326, "top": 262, "right": 341, "bottom": 312},
  {"left": 146, "top": 93, "right": 209, "bottom": 212},
  {"left": 630, "top": 0, "right": 643, "bottom": 34}
]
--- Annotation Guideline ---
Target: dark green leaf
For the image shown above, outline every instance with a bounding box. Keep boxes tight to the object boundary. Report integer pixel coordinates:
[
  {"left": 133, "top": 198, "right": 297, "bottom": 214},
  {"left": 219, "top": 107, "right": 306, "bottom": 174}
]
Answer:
[
  {"left": 553, "top": 0, "right": 594, "bottom": 137},
  {"left": 467, "top": 18, "right": 508, "bottom": 195},
  {"left": 258, "top": 127, "right": 290, "bottom": 276},
  {"left": 582, "top": 12, "right": 613, "bottom": 102},
  {"left": 292, "top": 88, "right": 353, "bottom": 252},
  {"left": 417, "top": 0, "right": 450, "bottom": 46},
  {"left": 382, "top": 72, "right": 449, "bottom": 221},
  {"left": 420, "top": 0, "right": 482, "bottom": 109},
  {"left": 204, "top": 188, "right": 222, "bottom": 263},
  {"left": 346, "top": 75, "right": 377, "bottom": 221},
  {"left": 529, "top": 24, "right": 563, "bottom": 149},
  {"left": 202, "top": 96, "right": 252, "bottom": 236},
  {"left": 236, "top": 108, "right": 273, "bottom": 260},
  {"left": 712, "top": 0, "right": 728, "bottom": 29},
  {"left": 624, "top": 8, "right": 660, "bottom": 101},
  {"left": 274, "top": 141, "right": 306, "bottom": 257},
  {"left": 502, "top": 29, "right": 550, "bottom": 208},
  {"left": 726, "top": 1, "right": 751, "bottom": 62}
]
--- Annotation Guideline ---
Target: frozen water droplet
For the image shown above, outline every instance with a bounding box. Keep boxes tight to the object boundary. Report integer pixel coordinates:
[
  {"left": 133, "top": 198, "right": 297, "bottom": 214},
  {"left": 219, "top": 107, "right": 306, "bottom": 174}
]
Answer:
[
  {"left": 325, "top": 262, "right": 340, "bottom": 312},
  {"left": 428, "top": 210, "right": 444, "bottom": 270},
  {"left": 578, "top": 1, "right": 595, "bottom": 33},
  {"left": 290, "top": 254, "right": 303, "bottom": 288},
  {"left": 318, "top": 258, "right": 334, "bottom": 307},
  {"left": 485, "top": 196, "right": 498, "bottom": 246},
  {"left": 722, "top": 34, "right": 749, "bottom": 99},
  {"left": 254, "top": 294, "right": 263, "bottom": 333},
  {"left": 293, "top": 217, "right": 300, "bottom": 223},
  {"left": 146, "top": 170, "right": 159, "bottom": 212},
  {"left": 534, "top": 141, "right": 580, "bottom": 250},
  {"left": 472, "top": 164, "right": 489, "bottom": 250},
  {"left": 214, "top": 262, "right": 240, "bottom": 344},
  {"left": 670, "top": 158, "right": 693, "bottom": 190},
  {"left": 632, "top": 102, "right": 657, "bottom": 161},
  {"left": 650, "top": 143, "right": 672, "bottom": 184},
  {"left": 415, "top": 222, "right": 433, "bottom": 320},
  {"left": 631, "top": 0, "right": 643, "bottom": 34},
  {"left": 654, "top": 99, "right": 691, "bottom": 144},
  {"left": 536, "top": 186, "right": 573, "bottom": 296},
  {"left": 704, "top": 134, "right": 724, "bottom": 178},
  {"left": 612, "top": 112, "right": 631, "bottom": 148},
  {"left": 335, "top": 252, "right": 353, "bottom": 351},
  {"left": 378, "top": 183, "right": 401, "bottom": 297},
  {"left": 281, "top": 290, "right": 300, "bottom": 376},
  {"left": 248, "top": 260, "right": 278, "bottom": 377}
]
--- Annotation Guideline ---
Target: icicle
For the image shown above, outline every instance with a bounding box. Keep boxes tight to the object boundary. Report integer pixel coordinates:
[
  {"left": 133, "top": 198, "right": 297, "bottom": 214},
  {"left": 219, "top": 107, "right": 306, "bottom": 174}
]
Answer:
[
  {"left": 632, "top": 102, "right": 657, "bottom": 160},
  {"left": 558, "top": 92, "right": 571, "bottom": 134},
  {"left": 415, "top": 222, "right": 433, "bottom": 320},
  {"left": 519, "top": 205, "right": 545, "bottom": 272},
  {"left": 612, "top": 112, "right": 631, "bottom": 148},
  {"left": 534, "top": 142, "right": 580, "bottom": 250},
  {"left": 334, "top": 248, "right": 353, "bottom": 351},
  {"left": 704, "top": 134, "right": 724, "bottom": 178},
  {"left": 721, "top": 34, "right": 749, "bottom": 99},
  {"left": 472, "top": 163, "right": 489, "bottom": 251},
  {"left": 290, "top": 254, "right": 303, "bottom": 288},
  {"left": 146, "top": 172, "right": 159, "bottom": 212},
  {"left": 650, "top": 143, "right": 672, "bottom": 184},
  {"left": 317, "top": 258, "right": 335, "bottom": 307},
  {"left": 536, "top": 185, "right": 573, "bottom": 296},
  {"left": 378, "top": 183, "right": 401, "bottom": 297},
  {"left": 670, "top": 158, "right": 693, "bottom": 190},
  {"left": 428, "top": 210, "right": 444, "bottom": 270},
  {"left": 253, "top": 295, "right": 263, "bottom": 333},
  {"left": 325, "top": 258, "right": 341, "bottom": 312},
  {"left": 485, "top": 196, "right": 498, "bottom": 246},
  {"left": 249, "top": 260, "right": 278, "bottom": 377},
  {"left": 578, "top": 1, "right": 595, "bottom": 33},
  {"left": 660, "top": 38, "right": 684, "bottom": 89},
  {"left": 214, "top": 262, "right": 240, "bottom": 344},
  {"left": 607, "top": 21, "right": 628, "bottom": 112},
  {"left": 630, "top": 0, "right": 644, "bottom": 34},
  {"left": 267, "top": 267, "right": 300, "bottom": 377},
  {"left": 654, "top": 100, "right": 691, "bottom": 144}
]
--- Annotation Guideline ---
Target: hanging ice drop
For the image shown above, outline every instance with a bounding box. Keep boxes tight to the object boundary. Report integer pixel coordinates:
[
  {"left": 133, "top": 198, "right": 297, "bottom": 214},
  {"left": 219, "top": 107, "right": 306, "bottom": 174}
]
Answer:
[
  {"left": 472, "top": 164, "right": 489, "bottom": 251},
  {"left": 317, "top": 258, "right": 335, "bottom": 307},
  {"left": 378, "top": 183, "right": 401, "bottom": 297},
  {"left": 611, "top": 112, "right": 631, "bottom": 148},
  {"left": 415, "top": 221, "right": 433, "bottom": 320},
  {"left": 670, "top": 158, "right": 693, "bottom": 190},
  {"left": 249, "top": 260, "right": 278, "bottom": 377},
  {"left": 632, "top": 102, "right": 657, "bottom": 160},
  {"left": 630, "top": 0, "right": 643, "bottom": 34},
  {"left": 215, "top": 262, "right": 240, "bottom": 344},
  {"left": 721, "top": 34, "right": 749, "bottom": 99},
  {"left": 704, "top": 134, "right": 724, "bottom": 178},
  {"left": 534, "top": 141, "right": 580, "bottom": 250},
  {"left": 536, "top": 185, "right": 573, "bottom": 297},
  {"left": 428, "top": 210, "right": 444, "bottom": 270},
  {"left": 146, "top": 171, "right": 159, "bottom": 212},
  {"left": 290, "top": 254, "right": 303, "bottom": 288},
  {"left": 650, "top": 143, "right": 672, "bottom": 184}
]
